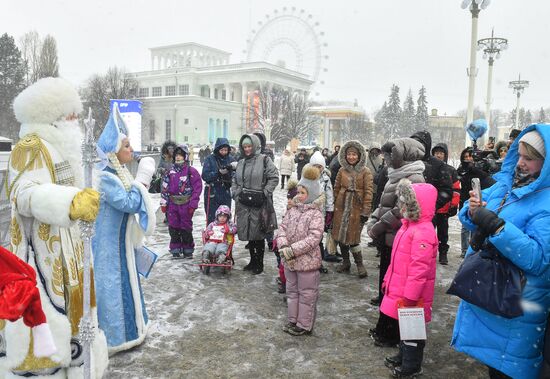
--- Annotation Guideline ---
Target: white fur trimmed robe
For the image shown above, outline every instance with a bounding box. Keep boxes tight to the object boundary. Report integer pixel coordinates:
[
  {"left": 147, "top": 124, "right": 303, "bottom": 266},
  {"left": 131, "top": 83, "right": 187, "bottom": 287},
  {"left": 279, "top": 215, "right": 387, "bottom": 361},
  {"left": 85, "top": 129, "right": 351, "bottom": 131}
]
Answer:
[
  {"left": 1, "top": 124, "right": 108, "bottom": 379},
  {"left": 92, "top": 169, "right": 155, "bottom": 355}
]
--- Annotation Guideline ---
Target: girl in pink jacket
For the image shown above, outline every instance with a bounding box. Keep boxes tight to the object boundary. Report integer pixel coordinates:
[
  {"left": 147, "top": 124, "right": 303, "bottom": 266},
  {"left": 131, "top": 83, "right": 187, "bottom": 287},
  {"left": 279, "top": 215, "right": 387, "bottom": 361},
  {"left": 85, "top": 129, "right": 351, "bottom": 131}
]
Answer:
[
  {"left": 380, "top": 179, "right": 438, "bottom": 378},
  {"left": 277, "top": 165, "right": 325, "bottom": 336}
]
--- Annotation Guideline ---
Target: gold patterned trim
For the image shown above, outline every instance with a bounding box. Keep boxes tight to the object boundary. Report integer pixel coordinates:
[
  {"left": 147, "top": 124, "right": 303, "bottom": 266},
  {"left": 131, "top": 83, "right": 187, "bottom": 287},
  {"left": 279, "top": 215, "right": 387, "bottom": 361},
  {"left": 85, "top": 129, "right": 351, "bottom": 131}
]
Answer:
[
  {"left": 38, "top": 223, "right": 50, "bottom": 241},
  {"left": 7, "top": 133, "right": 56, "bottom": 199},
  {"left": 10, "top": 217, "right": 22, "bottom": 246}
]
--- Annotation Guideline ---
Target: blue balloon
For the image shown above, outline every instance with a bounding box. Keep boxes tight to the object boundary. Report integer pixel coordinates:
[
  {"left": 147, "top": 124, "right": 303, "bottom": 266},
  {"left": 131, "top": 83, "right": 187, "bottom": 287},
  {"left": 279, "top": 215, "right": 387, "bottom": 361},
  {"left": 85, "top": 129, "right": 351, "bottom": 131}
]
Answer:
[{"left": 465, "top": 119, "right": 488, "bottom": 141}]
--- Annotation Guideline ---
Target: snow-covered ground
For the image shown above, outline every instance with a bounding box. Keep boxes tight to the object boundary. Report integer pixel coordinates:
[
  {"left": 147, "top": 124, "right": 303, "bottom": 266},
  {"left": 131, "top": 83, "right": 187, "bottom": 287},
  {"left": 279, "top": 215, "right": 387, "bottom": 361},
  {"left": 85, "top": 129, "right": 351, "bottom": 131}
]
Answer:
[{"left": 106, "top": 163, "right": 487, "bottom": 379}]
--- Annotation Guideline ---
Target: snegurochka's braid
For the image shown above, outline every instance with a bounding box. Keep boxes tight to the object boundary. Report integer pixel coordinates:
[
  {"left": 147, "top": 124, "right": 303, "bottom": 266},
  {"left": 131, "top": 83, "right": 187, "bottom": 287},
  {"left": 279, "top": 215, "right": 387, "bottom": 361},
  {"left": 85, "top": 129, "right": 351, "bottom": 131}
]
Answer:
[{"left": 107, "top": 152, "right": 132, "bottom": 191}]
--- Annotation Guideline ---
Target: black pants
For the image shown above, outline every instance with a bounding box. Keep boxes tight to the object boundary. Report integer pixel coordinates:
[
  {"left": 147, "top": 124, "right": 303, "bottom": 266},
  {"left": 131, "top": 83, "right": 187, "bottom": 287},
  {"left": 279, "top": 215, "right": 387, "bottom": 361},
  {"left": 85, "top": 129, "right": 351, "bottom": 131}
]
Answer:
[
  {"left": 488, "top": 366, "right": 512, "bottom": 379},
  {"left": 375, "top": 312, "right": 400, "bottom": 343},
  {"left": 433, "top": 214, "right": 449, "bottom": 255},
  {"left": 280, "top": 175, "right": 290, "bottom": 188},
  {"left": 378, "top": 245, "right": 393, "bottom": 301}
]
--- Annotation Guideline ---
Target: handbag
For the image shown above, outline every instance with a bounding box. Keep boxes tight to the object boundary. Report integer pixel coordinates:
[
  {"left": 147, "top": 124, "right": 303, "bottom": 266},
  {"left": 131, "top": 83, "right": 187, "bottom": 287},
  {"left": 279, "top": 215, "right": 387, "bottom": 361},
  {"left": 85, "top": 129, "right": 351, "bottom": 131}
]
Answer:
[
  {"left": 239, "top": 188, "right": 266, "bottom": 208},
  {"left": 447, "top": 244, "right": 525, "bottom": 318}
]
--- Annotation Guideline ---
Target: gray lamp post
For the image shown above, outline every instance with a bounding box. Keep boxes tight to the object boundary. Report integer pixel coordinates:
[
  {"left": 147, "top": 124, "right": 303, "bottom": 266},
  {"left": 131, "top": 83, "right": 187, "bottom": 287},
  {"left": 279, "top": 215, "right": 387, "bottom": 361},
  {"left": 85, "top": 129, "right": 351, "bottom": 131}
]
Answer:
[
  {"left": 478, "top": 28, "right": 508, "bottom": 137},
  {"left": 509, "top": 74, "right": 530, "bottom": 129},
  {"left": 461, "top": 0, "right": 491, "bottom": 144}
]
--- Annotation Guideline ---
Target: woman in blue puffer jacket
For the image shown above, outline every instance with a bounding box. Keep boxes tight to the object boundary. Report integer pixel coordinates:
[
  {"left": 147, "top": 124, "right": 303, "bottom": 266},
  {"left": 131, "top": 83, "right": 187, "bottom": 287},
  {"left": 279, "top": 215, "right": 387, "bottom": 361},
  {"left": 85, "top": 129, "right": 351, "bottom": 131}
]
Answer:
[{"left": 453, "top": 124, "right": 550, "bottom": 379}]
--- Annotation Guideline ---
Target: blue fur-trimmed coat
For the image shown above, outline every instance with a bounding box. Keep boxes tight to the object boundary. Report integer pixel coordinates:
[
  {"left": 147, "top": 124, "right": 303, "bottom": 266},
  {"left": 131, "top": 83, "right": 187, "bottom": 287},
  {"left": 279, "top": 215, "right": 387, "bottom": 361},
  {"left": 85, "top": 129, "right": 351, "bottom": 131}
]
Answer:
[
  {"left": 92, "top": 168, "right": 156, "bottom": 354},
  {"left": 452, "top": 124, "right": 550, "bottom": 379}
]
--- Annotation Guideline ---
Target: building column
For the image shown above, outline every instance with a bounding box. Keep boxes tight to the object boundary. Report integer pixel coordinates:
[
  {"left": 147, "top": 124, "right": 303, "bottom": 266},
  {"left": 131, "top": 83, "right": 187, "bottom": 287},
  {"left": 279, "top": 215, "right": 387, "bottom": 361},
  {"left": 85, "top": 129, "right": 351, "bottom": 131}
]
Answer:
[
  {"left": 210, "top": 84, "right": 216, "bottom": 99},
  {"left": 224, "top": 83, "right": 232, "bottom": 101},
  {"left": 324, "top": 116, "right": 330, "bottom": 149},
  {"left": 151, "top": 55, "right": 155, "bottom": 70},
  {"left": 241, "top": 82, "right": 248, "bottom": 104}
]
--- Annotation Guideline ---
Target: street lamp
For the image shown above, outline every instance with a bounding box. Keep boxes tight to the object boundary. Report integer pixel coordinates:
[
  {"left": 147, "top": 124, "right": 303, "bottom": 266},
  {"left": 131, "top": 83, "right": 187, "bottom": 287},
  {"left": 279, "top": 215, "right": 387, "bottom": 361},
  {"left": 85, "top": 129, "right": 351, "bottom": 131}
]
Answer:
[
  {"left": 509, "top": 74, "right": 530, "bottom": 129},
  {"left": 478, "top": 28, "right": 508, "bottom": 137},
  {"left": 461, "top": 0, "right": 491, "bottom": 144}
]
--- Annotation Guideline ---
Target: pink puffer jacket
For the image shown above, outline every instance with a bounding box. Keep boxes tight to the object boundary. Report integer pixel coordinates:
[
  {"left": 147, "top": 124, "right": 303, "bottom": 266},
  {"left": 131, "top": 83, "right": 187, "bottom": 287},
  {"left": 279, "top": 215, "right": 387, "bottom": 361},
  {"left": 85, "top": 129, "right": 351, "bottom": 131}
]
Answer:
[
  {"left": 276, "top": 198, "right": 324, "bottom": 272},
  {"left": 380, "top": 182, "right": 438, "bottom": 322}
]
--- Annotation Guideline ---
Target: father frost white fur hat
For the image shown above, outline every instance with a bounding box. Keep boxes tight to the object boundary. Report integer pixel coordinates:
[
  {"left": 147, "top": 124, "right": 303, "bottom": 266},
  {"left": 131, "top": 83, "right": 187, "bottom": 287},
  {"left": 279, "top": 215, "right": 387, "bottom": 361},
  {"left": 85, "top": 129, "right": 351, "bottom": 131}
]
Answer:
[{"left": 13, "top": 77, "right": 83, "bottom": 125}]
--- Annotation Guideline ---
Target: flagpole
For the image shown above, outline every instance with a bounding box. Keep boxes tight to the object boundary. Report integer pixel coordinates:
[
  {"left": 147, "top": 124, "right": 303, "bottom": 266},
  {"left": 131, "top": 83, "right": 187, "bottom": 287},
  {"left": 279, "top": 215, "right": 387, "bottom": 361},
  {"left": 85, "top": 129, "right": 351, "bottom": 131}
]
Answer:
[{"left": 79, "top": 108, "right": 96, "bottom": 379}]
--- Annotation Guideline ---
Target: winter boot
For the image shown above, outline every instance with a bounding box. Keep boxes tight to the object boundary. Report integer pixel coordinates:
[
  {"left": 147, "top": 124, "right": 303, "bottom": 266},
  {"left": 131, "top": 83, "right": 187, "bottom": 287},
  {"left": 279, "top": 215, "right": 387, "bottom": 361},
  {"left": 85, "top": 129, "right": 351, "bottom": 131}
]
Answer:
[
  {"left": 351, "top": 246, "right": 368, "bottom": 278},
  {"left": 252, "top": 246, "right": 265, "bottom": 275},
  {"left": 439, "top": 250, "right": 448, "bottom": 265},
  {"left": 243, "top": 247, "right": 255, "bottom": 271},
  {"left": 335, "top": 246, "right": 351, "bottom": 273}
]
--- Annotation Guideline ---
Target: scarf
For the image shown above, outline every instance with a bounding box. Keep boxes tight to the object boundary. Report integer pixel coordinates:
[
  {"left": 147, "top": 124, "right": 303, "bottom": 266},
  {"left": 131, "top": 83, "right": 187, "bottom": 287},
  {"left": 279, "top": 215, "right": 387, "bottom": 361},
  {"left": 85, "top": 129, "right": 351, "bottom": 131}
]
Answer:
[{"left": 512, "top": 167, "right": 538, "bottom": 189}]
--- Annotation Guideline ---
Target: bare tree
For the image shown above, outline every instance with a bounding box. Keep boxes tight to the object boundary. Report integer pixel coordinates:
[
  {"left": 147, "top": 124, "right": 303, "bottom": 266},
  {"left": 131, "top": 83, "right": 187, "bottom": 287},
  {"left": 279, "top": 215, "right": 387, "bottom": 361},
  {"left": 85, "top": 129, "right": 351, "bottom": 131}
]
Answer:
[
  {"left": 18, "top": 30, "right": 42, "bottom": 85},
  {"left": 80, "top": 66, "right": 138, "bottom": 138},
  {"left": 37, "top": 35, "right": 59, "bottom": 78},
  {"left": 340, "top": 112, "right": 371, "bottom": 142},
  {"left": 280, "top": 92, "right": 320, "bottom": 146}
]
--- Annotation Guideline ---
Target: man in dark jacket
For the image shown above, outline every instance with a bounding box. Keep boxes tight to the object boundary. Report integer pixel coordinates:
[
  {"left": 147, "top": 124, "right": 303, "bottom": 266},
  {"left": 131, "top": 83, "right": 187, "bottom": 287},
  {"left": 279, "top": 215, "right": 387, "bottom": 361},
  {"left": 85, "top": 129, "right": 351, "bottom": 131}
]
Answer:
[
  {"left": 431, "top": 143, "right": 460, "bottom": 265},
  {"left": 456, "top": 147, "right": 495, "bottom": 257},
  {"left": 410, "top": 131, "right": 453, "bottom": 211},
  {"left": 295, "top": 148, "right": 310, "bottom": 180},
  {"left": 328, "top": 154, "right": 341, "bottom": 186},
  {"left": 201, "top": 137, "right": 235, "bottom": 224}
]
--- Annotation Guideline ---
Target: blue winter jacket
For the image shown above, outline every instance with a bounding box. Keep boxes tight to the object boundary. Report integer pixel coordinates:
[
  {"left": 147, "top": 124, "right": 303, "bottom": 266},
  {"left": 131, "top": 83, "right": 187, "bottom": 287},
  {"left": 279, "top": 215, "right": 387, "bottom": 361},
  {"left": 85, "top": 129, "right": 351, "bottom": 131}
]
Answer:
[
  {"left": 202, "top": 138, "right": 235, "bottom": 224},
  {"left": 452, "top": 124, "right": 550, "bottom": 379}
]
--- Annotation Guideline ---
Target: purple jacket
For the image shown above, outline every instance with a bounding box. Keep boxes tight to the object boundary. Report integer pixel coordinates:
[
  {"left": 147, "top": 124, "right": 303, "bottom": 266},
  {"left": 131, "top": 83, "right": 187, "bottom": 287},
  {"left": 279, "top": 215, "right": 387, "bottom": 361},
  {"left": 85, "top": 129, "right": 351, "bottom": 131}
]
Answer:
[{"left": 161, "top": 163, "right": 202, "bottom": 209}]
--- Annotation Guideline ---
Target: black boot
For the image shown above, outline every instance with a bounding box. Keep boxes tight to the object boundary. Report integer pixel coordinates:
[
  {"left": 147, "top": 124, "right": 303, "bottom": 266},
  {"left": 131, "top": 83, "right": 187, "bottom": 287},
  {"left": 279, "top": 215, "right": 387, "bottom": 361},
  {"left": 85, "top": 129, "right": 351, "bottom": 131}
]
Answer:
[
  {"left": 439, "top": 250, "right": 448, "bottom": 265},
  {"left": 252, "top": 245, "right": 264, "bottom": 275},
  {"left": 243, "top": 247, "right": 254, "bottom": 271}
]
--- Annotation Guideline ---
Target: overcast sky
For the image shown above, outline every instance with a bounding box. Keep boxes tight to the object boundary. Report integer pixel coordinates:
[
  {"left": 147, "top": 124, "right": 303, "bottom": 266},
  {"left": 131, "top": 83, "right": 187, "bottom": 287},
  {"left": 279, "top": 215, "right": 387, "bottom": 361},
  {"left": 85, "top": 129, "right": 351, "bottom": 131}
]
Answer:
[{"left": 3, "top": 0, "right": 549, "bottom": 117}]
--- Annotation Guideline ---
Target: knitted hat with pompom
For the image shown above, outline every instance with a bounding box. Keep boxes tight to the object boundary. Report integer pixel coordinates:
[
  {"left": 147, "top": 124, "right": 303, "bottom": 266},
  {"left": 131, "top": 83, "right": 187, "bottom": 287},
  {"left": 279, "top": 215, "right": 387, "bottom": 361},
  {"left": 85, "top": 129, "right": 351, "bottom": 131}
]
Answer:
[{"left": 298, "top": 164, "right": 321, "bottom": 203}]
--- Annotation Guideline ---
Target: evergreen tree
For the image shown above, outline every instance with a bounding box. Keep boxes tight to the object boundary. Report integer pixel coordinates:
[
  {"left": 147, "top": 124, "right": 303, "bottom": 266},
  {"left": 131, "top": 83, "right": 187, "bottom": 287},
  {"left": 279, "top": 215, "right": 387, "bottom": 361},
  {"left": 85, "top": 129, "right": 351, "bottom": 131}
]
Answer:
[
  {"left": 509, "top": 107, "right": 526, "bottom": 129},
  {"left": 385, "top": 84, "right": 401, "bottom": 139},
  {"left": 524, "top": 109, "right": 533, "bottom": 128},
  {"left": 415, "top": 85, "right": 429, "bottom": 130},
  {"left": 401, "top": 89, "right": 416, "bottom": 136},
  {"left": 539, "top": 107, "right": 547, "bottom": 123},
  {"left": 0, "top": 33, "right": 26, "bottom": 141},
  {"left": 374, "top": 101, "right": 388, "bottom": 141}
]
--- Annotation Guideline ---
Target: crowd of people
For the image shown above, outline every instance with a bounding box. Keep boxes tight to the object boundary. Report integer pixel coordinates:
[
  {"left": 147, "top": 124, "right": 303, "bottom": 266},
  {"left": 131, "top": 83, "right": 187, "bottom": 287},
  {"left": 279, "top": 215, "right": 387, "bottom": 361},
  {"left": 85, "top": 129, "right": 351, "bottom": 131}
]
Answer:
[{"left": 2, "top": 77, "right": 550, "bottom": 379}]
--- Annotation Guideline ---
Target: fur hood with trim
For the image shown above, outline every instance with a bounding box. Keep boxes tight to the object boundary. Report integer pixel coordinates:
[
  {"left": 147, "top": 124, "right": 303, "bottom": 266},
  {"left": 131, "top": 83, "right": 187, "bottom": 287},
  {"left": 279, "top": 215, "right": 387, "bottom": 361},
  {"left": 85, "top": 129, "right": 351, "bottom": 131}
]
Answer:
[
  {"left": 338, "top": 140, "right": 367, "bottom": 172},
  {"left": 397, "top": 179, "right": 437, "bottom": 222}
]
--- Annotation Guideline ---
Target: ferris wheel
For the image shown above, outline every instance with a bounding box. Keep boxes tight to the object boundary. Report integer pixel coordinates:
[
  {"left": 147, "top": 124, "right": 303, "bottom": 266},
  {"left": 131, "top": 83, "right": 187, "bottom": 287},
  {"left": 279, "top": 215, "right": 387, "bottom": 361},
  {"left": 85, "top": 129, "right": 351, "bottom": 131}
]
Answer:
[{"left": 243, "top": 7, "right": 328, "bottom": 96}]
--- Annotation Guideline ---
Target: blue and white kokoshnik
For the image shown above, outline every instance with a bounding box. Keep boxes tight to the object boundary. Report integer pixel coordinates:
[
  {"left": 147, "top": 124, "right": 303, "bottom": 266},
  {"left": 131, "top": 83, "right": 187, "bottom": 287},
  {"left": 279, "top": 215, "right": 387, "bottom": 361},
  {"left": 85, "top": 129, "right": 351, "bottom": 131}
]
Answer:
[{"left": 96, "top": 103, "right": 128, "bottom": 170}]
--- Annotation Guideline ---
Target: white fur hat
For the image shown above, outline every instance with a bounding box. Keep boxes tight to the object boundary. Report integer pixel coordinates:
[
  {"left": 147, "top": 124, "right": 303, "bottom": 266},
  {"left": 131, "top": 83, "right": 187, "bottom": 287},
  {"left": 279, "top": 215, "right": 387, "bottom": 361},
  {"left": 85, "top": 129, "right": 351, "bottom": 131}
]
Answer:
[
  {"left": 309, "top": 151, "right": 326, "bottom": 167},
  {"left": 13, "top": 77, "right": 83, "bottom": 124},
  {"left": 298, "top": 164, "right": 321, "bottom": 203}
]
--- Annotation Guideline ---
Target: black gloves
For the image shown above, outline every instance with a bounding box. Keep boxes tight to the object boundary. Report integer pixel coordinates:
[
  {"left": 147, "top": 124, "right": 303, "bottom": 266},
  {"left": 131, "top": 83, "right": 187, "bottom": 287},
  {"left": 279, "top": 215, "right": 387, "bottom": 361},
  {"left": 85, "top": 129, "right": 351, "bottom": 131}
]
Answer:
[
  {"left": 471, "top": 207, "right": 505, "bottom": 236},
  {"left": 360, "top": 215, "right": 369, "bottom": 224}
]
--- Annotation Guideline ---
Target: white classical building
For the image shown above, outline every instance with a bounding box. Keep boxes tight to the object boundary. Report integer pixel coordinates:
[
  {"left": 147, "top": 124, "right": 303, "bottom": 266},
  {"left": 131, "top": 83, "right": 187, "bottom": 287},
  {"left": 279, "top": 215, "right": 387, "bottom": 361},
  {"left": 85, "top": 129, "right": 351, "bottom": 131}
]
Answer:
[{"left": 130, "top": 42, "right": 313, "bottom": 148}]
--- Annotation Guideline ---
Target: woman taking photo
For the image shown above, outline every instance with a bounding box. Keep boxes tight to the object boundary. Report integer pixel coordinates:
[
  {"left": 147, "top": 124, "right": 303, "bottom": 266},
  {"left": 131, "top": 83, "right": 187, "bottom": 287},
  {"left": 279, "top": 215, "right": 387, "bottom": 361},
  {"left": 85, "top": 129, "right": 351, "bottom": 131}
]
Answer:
[
  {"left": 453, "top": 125, "right": 550, "bottom": 379},
  {"left": 232, "top": 134, "right": 279, "bottom": 274}
]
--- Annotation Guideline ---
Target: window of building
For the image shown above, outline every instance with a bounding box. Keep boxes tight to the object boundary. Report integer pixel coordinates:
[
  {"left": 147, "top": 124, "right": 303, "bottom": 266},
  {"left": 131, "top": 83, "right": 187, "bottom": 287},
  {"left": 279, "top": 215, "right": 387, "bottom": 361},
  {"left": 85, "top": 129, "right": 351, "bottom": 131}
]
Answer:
[
  {"left": 138, "top": 88, "right": 149, "bottom": 97},
  {"left": 152, "top": 87, "right": 162, "bottom": 97},
  {"left": 222, "top": 89, "right": 226, "bottom": 100},
  {"left": 179, "top": 85, "right": 189, "bottom": 96},
  {"left": 149, "top": 120, "right": 155, "bottom": 140},
  {"left": 165, "top": 85, "right": 176, "bottom": 96},
  {"left": 184, "top": 136, "right": 188, "bottom": 142},
  {"left": 165, "top": 120, "right": 171, "bottom": 140},
  {"left": 214, "top": 88, "right": 218, "bottom": 99},
  {"left": 201, "top": 86, "right": 207, "bottom": 97},
  {"left": 184, "top": 118, "right": 189, "bottom": 125}
]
